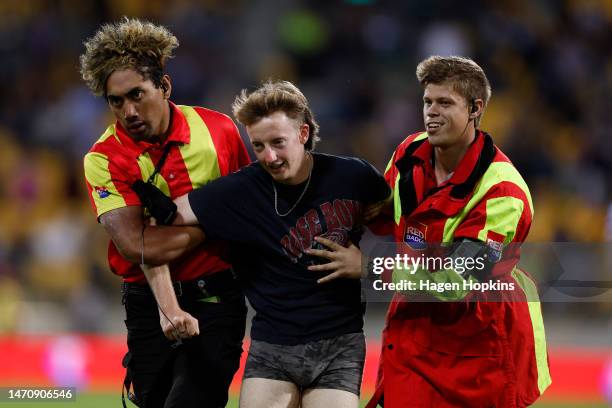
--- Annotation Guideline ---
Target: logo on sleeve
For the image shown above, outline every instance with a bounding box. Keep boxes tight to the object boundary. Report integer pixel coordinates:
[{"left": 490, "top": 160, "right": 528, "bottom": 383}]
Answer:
[
  {"left": 95, "top": 186, "right": 110, "bottom": 199},
  {"left": 485, "top": 238, "right": 503, "bottom": 262},
  {"left": 404, "top": 222, "right": 427, "bottom": 250}
]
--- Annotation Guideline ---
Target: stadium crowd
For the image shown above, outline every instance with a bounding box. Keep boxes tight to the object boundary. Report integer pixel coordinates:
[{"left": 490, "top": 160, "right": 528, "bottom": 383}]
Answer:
[{"left": 0, "top": 0, "right": 610, "bottom": 333}]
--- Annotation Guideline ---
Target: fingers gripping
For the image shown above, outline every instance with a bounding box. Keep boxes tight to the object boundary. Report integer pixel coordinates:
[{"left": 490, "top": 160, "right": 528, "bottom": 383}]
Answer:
[
  {"left": 160, "top": 309, "right": 199, "bottom": 340},
  {"left": 306, "top": 236, "right": 362, "bottom": 283}
]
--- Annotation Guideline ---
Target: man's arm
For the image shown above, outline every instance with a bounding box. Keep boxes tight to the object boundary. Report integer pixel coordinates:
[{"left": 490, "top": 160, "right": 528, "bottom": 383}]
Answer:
[
  {"left": 140, "top": 262, "right": 199, "bottom": 341},
  {"left": 171, "top": 195, "right": 199, "bottom": 226},
  {"left": 100, "top": 205, "right": 204, "bottom": 265}
]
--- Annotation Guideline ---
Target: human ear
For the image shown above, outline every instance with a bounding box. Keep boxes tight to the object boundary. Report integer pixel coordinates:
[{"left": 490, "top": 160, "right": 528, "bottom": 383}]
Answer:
[
  {"left": 160, "top": 75, "right": 172, "bottom": 99},
  {"left": 469, "top": 99, "right": 484, "bottom": 119},
  {"left": 299, "top": 123, "right": 310, "bottom": 145}
]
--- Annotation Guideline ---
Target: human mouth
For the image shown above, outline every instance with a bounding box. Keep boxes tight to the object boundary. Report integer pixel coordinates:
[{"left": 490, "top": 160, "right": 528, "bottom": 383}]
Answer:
[
  {"left": 127, "top": 121, "right": 146, "bottom": 134},
  {"left": 267, "top": 161, "right": 286, "bottom": 174},
  {"left": 426, "top": 121, "right": 443, "bottom": 132}
]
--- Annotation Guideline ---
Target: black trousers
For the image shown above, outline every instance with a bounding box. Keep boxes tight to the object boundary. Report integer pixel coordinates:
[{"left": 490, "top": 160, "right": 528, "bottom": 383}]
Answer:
[{"left": 122, "top": 281, "right": 246, "bottom": 408}]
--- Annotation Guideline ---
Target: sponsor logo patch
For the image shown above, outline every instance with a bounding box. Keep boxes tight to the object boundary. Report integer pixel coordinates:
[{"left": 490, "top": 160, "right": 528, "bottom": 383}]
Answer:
[
  {"left": 404, "top": 222, "right": 427, "bottom": 250},
  {"left": 95, "top": 186, "right": 110, "bottom": 199},
  {"left": 486, "top": 238, "right": 503, "bottom": 262}
]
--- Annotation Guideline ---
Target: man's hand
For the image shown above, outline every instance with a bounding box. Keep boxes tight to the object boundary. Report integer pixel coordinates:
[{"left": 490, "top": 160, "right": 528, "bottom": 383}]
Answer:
[
  {"left": 305, "top": 236, "right": 363, "bottom": 284},
  {"left": 158, "top": 307, "right": 200, "bottom": 341}
]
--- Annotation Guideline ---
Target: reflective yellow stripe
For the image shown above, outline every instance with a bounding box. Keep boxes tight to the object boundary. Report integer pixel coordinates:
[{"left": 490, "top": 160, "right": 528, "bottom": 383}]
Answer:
[
  {"left": 177, "top": 105, "right": 221, "bottom": 188},
  {"left": 482, "top": 162, "right": 533, "bottom": 214},
  {"left": 393, "top": 175, "right": 402, "bottom": 225},
  {"left": 511, "top": 268, "right": 552, "bottom": 394},
  {"left": 443, "top": 162, "right": 532, "bottom": 243},
  {"left": 136, "top": 152, "right": 171, "bottom": 196},
  {"left": 83, "top": 151, "right": 127, "bottom": 216},
  {"left": 384, "top": 151, "right": 395, "bottom": 175},
  {"left": 477, "top": 196, "right": 524, "bottom": 243}
]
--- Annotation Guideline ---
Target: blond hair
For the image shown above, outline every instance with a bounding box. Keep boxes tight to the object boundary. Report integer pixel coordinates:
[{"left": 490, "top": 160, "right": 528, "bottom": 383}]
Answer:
[
  {"left": 79, "top": 17, "right": 178, "bottom": 96},
  {"left": 416, "top": 56, "right": 491, "bottom": 126},
  {"left": 232, "top": 80, "right": 321, "bottom": 150}
]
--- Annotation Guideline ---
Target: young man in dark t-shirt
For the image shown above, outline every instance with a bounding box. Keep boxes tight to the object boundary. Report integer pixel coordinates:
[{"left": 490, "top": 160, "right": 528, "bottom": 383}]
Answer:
[{"left": 143, "top": 81, "right": 390, "bottom": 407}]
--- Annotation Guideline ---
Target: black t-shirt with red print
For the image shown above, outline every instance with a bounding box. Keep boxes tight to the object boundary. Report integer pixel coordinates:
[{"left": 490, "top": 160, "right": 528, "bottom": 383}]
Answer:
[{"left": 188, "top": 152, "right": 390, "bottom": 345}]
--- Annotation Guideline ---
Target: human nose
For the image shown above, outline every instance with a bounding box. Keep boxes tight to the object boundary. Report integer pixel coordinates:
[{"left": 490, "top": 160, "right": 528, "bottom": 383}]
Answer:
[
  {"left": 425, "top": 103, "right": 439, "bottom": 118},
  {"left": 123, "top": 102, "right": 138, "bottom": 120},
  {"left": 263, "top": 147, "right": 277, "bottom": 163}
]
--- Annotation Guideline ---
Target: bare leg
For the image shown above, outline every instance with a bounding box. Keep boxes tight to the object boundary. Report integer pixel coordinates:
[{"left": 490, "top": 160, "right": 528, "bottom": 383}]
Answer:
[
  {"left": 301, "top": 388, "right": 358, "bottom": 408},
  {"left": 239, "top": 378, "right": 301, "bottom": 408}
]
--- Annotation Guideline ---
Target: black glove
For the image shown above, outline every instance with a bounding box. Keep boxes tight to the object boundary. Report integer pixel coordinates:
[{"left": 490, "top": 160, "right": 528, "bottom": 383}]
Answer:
[{"left": 131, "top": 180, "right": 177, "bottom": 225}]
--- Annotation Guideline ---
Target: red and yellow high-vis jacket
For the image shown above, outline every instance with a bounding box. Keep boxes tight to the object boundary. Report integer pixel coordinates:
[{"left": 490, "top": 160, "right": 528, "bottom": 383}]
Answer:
[
  {"left": 368, "top": 131, "right": 551, "bottom": 408},
  {"left": 84, "top": 102, "right": 250, "bottom": 282}
]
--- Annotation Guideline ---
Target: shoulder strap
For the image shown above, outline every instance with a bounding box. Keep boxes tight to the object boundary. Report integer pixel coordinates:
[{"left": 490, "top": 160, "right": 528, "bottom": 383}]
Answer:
[
  {"left": 146, "top": 142, "right": 174, "bottom": 184},
  {"left": 395, "top": 138, "right": 427, "bottom": 215}
]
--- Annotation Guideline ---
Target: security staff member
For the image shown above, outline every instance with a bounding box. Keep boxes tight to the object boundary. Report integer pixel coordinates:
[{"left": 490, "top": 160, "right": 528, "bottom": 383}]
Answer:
[
  {"left": 366, "top": 56, "right": 551, "bottom": 408},
  {"left": 81, "top": 18, "right": 249, "bottom": 408},
  {"left": 303, "top": 56, "right": 552, "bottom": 408}
]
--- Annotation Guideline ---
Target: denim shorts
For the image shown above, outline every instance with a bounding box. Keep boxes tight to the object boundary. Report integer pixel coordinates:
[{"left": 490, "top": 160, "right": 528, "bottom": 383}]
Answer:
[{"left": 243, "top": 332, "right": 366, "bottom": 396}]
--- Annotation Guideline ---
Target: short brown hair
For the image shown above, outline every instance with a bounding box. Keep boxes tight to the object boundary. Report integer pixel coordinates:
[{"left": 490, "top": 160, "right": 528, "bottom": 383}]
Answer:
[
  {"left": 232, "top": 80, "right": 321, "bottom": 150},
  {"left": 416, "top": 56, "right": 491, "bottom": 126},
  {"left": 79, "top": 17, "right": 178, "bottom": 96}
]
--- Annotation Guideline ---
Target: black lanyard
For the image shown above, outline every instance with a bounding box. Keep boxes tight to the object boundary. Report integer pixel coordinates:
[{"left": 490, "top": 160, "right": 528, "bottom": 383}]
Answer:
[{"left": 146, "top": 142, "right": 174, "bottom": 184}]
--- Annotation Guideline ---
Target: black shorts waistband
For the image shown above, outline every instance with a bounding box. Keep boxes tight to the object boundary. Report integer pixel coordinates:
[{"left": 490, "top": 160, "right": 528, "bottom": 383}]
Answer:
[{"left": 122, "top": 268, "right": 239, "bottom": 300}]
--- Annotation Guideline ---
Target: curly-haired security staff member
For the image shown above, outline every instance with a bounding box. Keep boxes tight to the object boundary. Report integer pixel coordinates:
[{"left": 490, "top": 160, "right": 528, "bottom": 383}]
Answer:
[{"left": 81, "top": 18, "right": 250, "bottom": 408}]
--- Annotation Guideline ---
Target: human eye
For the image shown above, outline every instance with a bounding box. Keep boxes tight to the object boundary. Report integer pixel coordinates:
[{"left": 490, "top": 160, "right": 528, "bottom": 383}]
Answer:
[
  {"left": 129, "top": 89, "right": 144, "bottom": 101},
  {"left": 107, "top": 96, "right": 122, "bottom": 107}
]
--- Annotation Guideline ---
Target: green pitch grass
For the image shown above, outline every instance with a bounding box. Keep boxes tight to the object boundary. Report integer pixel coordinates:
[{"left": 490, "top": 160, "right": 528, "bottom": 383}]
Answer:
[{"left": 0, "top": 393, "right": 607, "bottom": 407}]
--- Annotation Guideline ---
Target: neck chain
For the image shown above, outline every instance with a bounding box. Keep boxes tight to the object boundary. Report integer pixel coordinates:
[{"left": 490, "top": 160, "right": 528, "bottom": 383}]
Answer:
[{"left": 273, "top": 153, "right": 313, "bottom": 217}]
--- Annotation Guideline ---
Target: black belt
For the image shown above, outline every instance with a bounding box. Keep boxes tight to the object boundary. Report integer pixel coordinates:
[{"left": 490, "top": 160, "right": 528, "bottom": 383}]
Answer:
[{"left": 121, "top": 268, "right": 238, "bottom": 301}]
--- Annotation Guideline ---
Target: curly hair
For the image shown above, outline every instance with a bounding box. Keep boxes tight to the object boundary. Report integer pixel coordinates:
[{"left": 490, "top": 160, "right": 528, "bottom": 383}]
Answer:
[
  {"left": 416, "top": 56, "right": 491, "bottom": 126},
  {"left": 79, "top": 17, "right": 179, "bottom": 96},
  {"left": 232, "top": 80, "right": 321, "bottom": 151}
]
